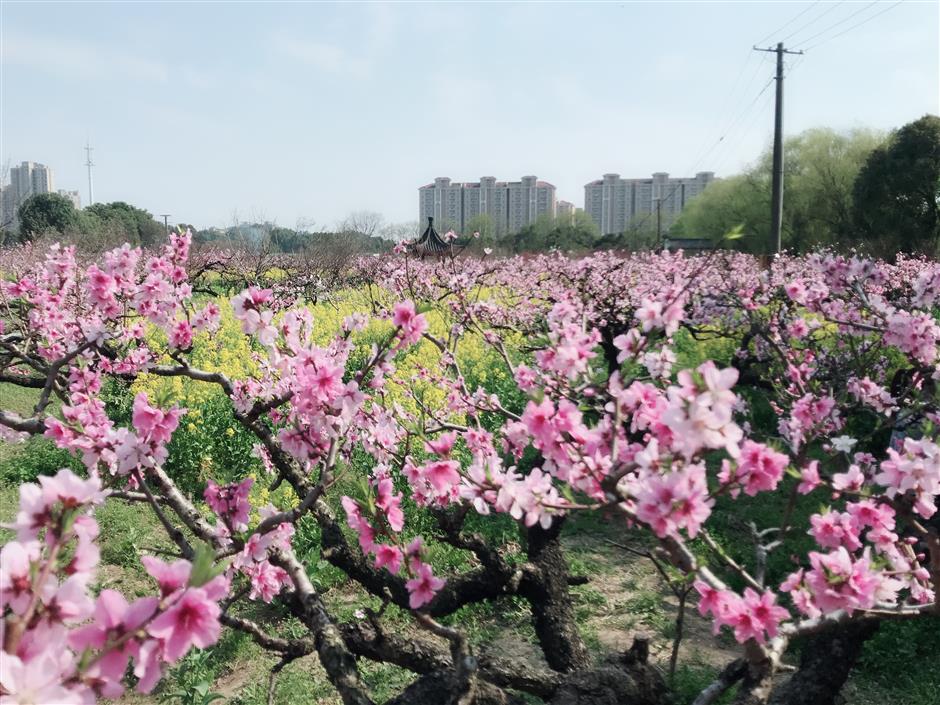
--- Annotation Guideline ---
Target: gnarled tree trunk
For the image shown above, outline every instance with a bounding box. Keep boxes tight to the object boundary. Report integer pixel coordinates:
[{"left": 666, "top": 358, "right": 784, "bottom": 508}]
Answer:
[
  {"left": 768, "top": 622, "right": 879, "bottom": 705},
  {"left": 521, "top": 520, "right": 590, "bottom": 672}
]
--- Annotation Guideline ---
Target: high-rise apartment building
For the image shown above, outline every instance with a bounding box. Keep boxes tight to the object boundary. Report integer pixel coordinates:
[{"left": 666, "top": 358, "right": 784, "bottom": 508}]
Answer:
[
  {"left": 557, "top": 200, "right": 576, "bottom": 223},
  {"left": 12, "top": 161, "right": 55, "bottom": 199},
  {"left": 507, "top": 176, "right": 556, "bottom": 233},
  {"left": 419, "top": 176, "right": 557, "bottom": 235},
  {"left": 1, "top": 186, "right": 18, "bottom": 230},
  {"left": 2, "top": 161, "right": 56, "bottom": 231},
  {"left": 584, "top": 172, "right": 715, "bottom": 235},
  {"left": 58, "top": 189, "right": 81, "bottom": 209}
]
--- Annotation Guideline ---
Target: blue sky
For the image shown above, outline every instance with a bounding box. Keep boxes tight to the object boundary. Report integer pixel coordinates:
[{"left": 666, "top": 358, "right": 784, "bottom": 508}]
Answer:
[{"left": 2, "top": 1, "right": 937, "bottom": 230}]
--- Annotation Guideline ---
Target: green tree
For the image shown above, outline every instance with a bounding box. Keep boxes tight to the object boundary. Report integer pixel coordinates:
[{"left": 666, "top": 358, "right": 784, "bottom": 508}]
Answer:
[
  {"left": 85, "top": 202, "right": 165, "bottom": 247},
  {"left": 512, "top": 212, "right": 597, "bottom": 253},
  {"left": 464, "top": 214, "right": 497, "bottom": 242},
  {"left": 270, "top": 226, "right": 307, "bottom": 252},
  {"left": 16, "top": 192, "right": 77, "bottom": 239},
  {"left": 675, "top": 127, "right": 884, "bottom": 253},
  {"left": 852, "top": 114, "right": 940, "bottom": 256}
]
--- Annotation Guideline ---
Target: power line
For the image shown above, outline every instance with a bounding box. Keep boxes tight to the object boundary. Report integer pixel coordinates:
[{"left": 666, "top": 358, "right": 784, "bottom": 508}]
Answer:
[
  {"left": 701, "top": 71, "right": 777, "bottom": 169},
  {"left": 792, "top": 0, "right": 883, "bottom": 49},
  {"left": 702, "top": 50, "right": 757, "bottom": 140},
  {"left": 801, "top": 0, "right": 905, "bottom": 51},
  {"left": 780, "top": 1, "right": 846, "bottom": 43},
  {"left": 709, "top": 77, "right": 778, "bottom": 175},
  {"left": 630, "top": 71, "right": 777, "bottom": 241},
  {"left": 754, "top": 0, "right": 821, "bottom": 47},
  {"left": 630, "top": 55, "right": 775, "bottom": 241},
  {"left": 785, "top": 54, "right": 808, "bottom": 78},
  {"left": 690, "top": 53, "right": 774, "bottom": 169},
  {"left": 687, "top": 51, "right": 761, "bottom": 170},
  {"left": 710, "top": 87, "right": 777, "bottom": 178}
]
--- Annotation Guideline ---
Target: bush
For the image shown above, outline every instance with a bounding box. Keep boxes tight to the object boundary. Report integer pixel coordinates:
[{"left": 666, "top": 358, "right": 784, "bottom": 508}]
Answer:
[{"left": 0, "top": 436, "right": 83, "bottom": 484}]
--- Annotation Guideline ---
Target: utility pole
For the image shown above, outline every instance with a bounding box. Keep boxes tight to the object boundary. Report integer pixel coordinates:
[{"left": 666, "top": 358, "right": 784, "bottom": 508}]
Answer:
[
  {"left": 84, "top": 142, "right": 95, "bottom": 205},
  {"left": 754, "top": 42, "right": 802, "bottom": 255},
  {"left": 160, "top": 214, "right": 171, "bottom": 234}
]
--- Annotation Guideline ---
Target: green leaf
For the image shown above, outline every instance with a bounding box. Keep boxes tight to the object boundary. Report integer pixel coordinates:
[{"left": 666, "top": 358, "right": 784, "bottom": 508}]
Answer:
[
  {"left": 188, "top": 541, "right": 225, "bottom": 588},
  {"left": 719, "top": 224, "right": 746, "bottom": 242}
]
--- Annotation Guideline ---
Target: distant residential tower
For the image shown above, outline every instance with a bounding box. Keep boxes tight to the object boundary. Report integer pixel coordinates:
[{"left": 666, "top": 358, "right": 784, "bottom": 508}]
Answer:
[
  {"left": 584, "top": 172, "right": 715, "bottom": 236},
  {"left": 419, "top": 176, "right": 557, "bottom": 236},
  {"left": 2, "top": 161, "right": 57, "bottom": 231}
]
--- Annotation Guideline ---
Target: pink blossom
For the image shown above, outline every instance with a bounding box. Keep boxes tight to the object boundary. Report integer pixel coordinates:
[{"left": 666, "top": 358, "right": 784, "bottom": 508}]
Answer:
[
  {"left": 38, "top": 467, "right": 106, "bottom": 513},
  {"left": 141, "top": 555, "right": 192, "bottom": 597},
  {"left": 421, "top": 460, "right": 461, "bottom": 496},
  {"left": 803, "top": 547, "right": 880, "bottom": 615},
  {"left": 875, "top": 438, "right": 940, "bottom": 519},
  {"left": 131, "top": 392, "right": 184, "bottom": 445},
  {"left": 424, "top": 430, "right": 457, "bottom": 457},
  {"left": 392, "top": 300, "right": 428, "bottom": 345},
  {"left": 68, "top": 589, "right": 158, "bottom": 652},
  {"left": 147, "top": 587, "right": 222, "bottom": 662},
  {"left": 341, "top": 496, "right": 376, "bottom": 553},
  {"left": 0, "top": 652, "right": 82, "bottom": 705},
  {"left": 243, "top": 561, "right": 290, "bottom": 603},
  {"left": 375, "top": 477, "right": 404, "bottom": 532},
  {"left": 405, "top": 563, "right": 446, "bottom": 609},
  {"left": 798, "top": 460, "right": 821, "bottom": 494},
  {"left": 809, "top": 511, "right": 861, "bottom": 551},
  {"left": 373, "top": 544, "right": 403, "bottom": 574},
  {"left": 831, "top": 464, "right": 865, "bottom": 493},
  {"left": 720, "top": 441, "right": 788, "bottom": 496},
  {"left": 0, "top": 540, "right": 39, "bottom": 614},
  {"left": 168, "top": 319, "right": 193, "bottom": 350},
  {"left": 204, "top": 477, "right": 254, "bottom": 532}
]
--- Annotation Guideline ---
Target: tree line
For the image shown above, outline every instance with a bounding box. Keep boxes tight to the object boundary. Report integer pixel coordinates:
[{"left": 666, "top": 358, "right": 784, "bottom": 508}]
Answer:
[
  {"left": 4, "top": 114, "right": 936, "bottom": 258},
  {"left": 673, "top": 114, "right": 940, "bottom": 257}
]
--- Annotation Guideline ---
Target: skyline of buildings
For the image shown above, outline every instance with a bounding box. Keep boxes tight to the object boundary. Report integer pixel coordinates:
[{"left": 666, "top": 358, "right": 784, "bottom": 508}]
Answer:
[
  {"left": 2, "top": 157, "right": 715, "bottom": 238},
  {"left": 2, "top": 160, "right": 83, "bottom": 232},
  {"left": 419, "top": 171, "right": 716, "bottom": 236}
]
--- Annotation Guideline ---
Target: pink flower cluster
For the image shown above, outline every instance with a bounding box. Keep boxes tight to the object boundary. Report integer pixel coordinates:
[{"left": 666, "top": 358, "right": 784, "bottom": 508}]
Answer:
[
  {"left": 781, "top": 548, "right": 891, "bottom": 618},
  {"left": 232, "top": 509, "right": 295, "bottom": 603},
  {"left": 779, "top": 394, "right": 843, "bottom": 453},
  {"left": 695, "top": 581, "right": 789, "bottom": 645},
  {"left": 0, "top": 469, "right": 226, "bottom": 702},
  {"left": 204, "top": 477, "right": 254, "bottom": 532},
  {"left": 232, "top": 285, "right": 276, "bottom": 346},
  {"left": 391, "top": 300, "right": 429, "bottom": 346},
  {"left": 884, "top": 310, "right": 940, "bottom": 365},
  {"left": 875, "top": 437, "right": 940, "bottom": 519},
  {"left": 45, "top": 388, "right": 184, "bottom": 478},
  {"left": 340, "top": 466, "right": 446, "bottom": 610},
  {"left": 718, "top": 440, "right": 789, "bottom": 497}
]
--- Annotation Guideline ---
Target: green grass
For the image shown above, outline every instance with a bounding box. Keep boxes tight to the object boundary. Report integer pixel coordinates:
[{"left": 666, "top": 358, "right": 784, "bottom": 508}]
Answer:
[
  {"left": 0, "top": 384, "right": 43, "bottom": 465},
  {"left": 0, "top": 382, "right": 41, "bottom": 418},
  {"left": 2, "top": 337, "right": 938, "bottom": 705},
  {"left": 847, "top": 618, "right": 940, "bottom": 705}
]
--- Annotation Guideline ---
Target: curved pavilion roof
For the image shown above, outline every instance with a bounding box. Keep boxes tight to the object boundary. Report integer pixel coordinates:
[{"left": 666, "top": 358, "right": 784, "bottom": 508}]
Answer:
[{"left": 413, "top": 217, "right": 450, "bottom": 256}]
